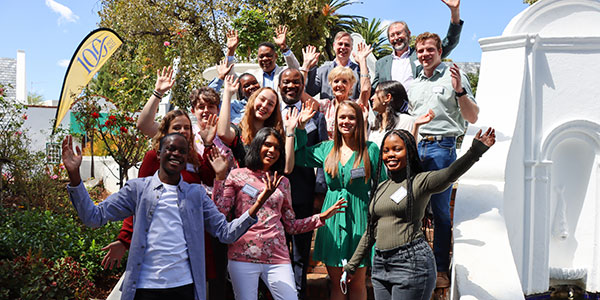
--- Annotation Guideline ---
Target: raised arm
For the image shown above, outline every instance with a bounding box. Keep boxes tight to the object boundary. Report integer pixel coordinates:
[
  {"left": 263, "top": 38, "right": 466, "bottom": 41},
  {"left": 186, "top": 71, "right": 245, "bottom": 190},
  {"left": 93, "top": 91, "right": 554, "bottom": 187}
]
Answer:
[
  {"left": 450, "top": 64, "right": 478, "bottom": 123},
  {"left": 274, "top": 25, "right": 300, "bottom": 69},
  {"left": 283, "top": 107, "right": 299, "bottom": 175},
  {"left": 353, "top": 43, "right": 373, "bottom": 108},
  {"left": 137, "top": 66, "right": 174, "bottom": 137},
  {"left": 440, "top": 0, "right": 463, "bottom": 58},
  {"left": 217, "top": 75, "right": 239, "bottom": 145}
]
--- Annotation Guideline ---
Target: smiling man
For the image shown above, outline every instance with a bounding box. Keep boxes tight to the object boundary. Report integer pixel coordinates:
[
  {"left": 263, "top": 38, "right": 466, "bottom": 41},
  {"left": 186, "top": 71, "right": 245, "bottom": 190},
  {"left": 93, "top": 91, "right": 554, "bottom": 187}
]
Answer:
[
  {"left": 62, "top": 133, "right": 268, "bottom": 300},
  {"left": 305, "top": 31, "right": 362, "bottom": 100},
  {"left": 278, "top": 68, "right": 328, "bottom": 299},
  {"left": 407, "top": 32, "right": 478, "bottom": 289},
  {"left": 372, "top": 0, "right": 463, "bottom": 91}
]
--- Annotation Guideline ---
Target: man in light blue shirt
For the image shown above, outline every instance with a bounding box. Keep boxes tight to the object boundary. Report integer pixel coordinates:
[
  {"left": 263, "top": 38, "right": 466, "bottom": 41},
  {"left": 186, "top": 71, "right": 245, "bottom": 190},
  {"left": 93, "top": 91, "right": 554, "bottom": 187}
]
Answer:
[{"left": 62, "top": 133, "right": 272, "bottom": 300}]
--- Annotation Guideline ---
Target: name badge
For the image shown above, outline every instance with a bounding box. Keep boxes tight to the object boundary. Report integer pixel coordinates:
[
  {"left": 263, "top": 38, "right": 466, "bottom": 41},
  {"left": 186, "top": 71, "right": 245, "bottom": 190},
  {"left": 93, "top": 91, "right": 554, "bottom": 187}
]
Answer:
[
  {"left": 350, "top": 167, "right": 365, "bottom": 180},
  {"left": 186, "top": 163, "right": 196, "bottom": 173},
  {"left": 241, "top": 184, "right": 259, "bottom": 198},
  {"left": 390, "top": 186, "right": 407, "bottom": 204},
  {"left": 305, "top": 120, "right": 317, "bottom": 134},
  {"left": 433, "top": 86, "right": 445, "bottom": 94}
]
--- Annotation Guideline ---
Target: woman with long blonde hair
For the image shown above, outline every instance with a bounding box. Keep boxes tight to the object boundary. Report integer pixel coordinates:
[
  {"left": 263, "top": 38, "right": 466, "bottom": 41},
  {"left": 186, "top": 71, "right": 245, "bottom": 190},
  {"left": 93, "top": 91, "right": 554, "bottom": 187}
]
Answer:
[{"left": 291, "top": 100, "right": 385, "bottom": 300}]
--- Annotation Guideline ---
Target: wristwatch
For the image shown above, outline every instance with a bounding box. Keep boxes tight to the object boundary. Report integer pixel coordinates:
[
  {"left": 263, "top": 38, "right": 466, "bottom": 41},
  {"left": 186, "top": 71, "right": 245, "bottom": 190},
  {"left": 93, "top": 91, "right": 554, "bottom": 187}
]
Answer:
[{"left": 455, "top": 88, "right": 467, "bottom": 97}]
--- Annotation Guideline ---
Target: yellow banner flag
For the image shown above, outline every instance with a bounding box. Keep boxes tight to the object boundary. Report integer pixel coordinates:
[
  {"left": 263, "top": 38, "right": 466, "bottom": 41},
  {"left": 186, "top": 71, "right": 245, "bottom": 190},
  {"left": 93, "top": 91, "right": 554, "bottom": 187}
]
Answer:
[{"left": 53, "top": 28, "right": 123, "bottom": 132}]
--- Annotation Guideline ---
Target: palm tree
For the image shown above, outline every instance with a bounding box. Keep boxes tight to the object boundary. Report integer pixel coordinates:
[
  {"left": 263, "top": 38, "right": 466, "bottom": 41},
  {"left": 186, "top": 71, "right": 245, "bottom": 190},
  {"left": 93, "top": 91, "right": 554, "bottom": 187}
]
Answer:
[
  {"left": 321, "top": 0, "right": 364, "bottom": 60},
  {"left": 349, "top": 18, "right": 392, "bottom": 59}
]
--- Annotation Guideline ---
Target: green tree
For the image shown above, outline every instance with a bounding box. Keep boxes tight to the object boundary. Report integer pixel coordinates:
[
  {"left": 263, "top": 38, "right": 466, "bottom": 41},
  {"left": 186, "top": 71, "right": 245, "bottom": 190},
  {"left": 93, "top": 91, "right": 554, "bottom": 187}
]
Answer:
[
  {"left": 70, "top": 94, "right": 102, "bottom": 178},
  {"left": 98, "top": 0, "right": 244, "bottom": 109},
  {"left": 349, "top": 18, "right": 392, "bottom": 59},
  {"left": 466, "top": 71, "right": 479, "bottom": 97},
  {"left": 321, "top": 0, "right": 364, "bottom": 60},
  {"left": 27, "top": 92, "right": 44, "bottom": 105},
  {"left": 232, "top": 8, "right": 274, "bottom": 61},
  {"left": 524, "top": 0, "right": 540, "bottom": 4}
]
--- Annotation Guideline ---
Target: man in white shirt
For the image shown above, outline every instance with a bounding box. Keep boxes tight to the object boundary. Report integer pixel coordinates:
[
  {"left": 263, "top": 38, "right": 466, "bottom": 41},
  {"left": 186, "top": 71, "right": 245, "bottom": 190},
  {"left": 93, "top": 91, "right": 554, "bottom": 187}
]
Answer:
[{"left": 372, "top": 0, "right": 464, "bottom": 91}]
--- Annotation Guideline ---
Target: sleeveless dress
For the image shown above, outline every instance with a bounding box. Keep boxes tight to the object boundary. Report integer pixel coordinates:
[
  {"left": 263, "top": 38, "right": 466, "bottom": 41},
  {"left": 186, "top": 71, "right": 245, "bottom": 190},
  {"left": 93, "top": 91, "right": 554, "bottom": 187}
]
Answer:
[{"left": 294, "top": 128, "right": 385, "bottom": 267}]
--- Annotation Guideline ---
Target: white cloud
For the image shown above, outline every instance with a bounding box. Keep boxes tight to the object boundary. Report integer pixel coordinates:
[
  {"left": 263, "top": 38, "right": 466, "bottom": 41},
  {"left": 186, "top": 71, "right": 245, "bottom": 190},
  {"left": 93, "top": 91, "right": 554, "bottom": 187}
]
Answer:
[
  {"left": 57, "top": 59, "right": 70, "bottom": 68},
  {"left": 45, "top": 0, "right": 79, "bottom": 24}
]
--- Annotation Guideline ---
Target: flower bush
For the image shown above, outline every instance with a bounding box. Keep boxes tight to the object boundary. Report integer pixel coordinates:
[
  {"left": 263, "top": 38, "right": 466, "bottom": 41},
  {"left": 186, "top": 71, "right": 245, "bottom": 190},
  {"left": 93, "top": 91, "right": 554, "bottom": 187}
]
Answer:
[{"left": 0, "top": 251, "right": 95, "bottom": 300}]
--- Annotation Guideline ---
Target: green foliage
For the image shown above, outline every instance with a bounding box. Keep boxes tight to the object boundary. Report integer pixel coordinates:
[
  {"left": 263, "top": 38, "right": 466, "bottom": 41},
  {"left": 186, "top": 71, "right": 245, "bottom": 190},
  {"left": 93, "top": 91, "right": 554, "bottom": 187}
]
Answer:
[
  {"left": 524, "top": 0, "right": 539, "bottom": 4},
  {"left": 0, "top": 252, "right": 95, "bottom": 300},
  {"left": 320, "top": 0, "right": 364, "bottom": 60},
  {"left": 0, "top": 207, "right": 125, "bottom": 279},
  {"left": 466, "top": 71, "right": 479, "bottom": 97},
  {"left": 233, "top": 9, "right": 273, "bottom": 61},
  {"left": 349, "top": 18, "right": 392, "bottom": 59},
  {"left": 98, "top": 0, "right": 245, "bottom": 109},
  {"left": 27, "top": 91, "right": 44, "bottom": 105}
]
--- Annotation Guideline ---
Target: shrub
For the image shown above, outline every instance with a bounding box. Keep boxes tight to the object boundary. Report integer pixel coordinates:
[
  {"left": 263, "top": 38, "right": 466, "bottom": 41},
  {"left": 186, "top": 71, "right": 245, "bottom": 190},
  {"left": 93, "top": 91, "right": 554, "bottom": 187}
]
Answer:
[
  {"left": 0, "top": 251, "right": 94, "bottom": 300},
  {"left": 0, "top": 207, "right": 125, "bottom": 279}
]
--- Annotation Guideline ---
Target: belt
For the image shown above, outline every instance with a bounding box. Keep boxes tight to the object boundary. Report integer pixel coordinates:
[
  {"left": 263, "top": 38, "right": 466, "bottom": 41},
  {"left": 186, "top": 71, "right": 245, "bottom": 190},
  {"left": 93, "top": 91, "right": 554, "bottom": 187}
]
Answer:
[
  {"left": 420, "top": 135, "right": 455, "bottom": 142},
  {"left": 374, "top": 238, "right": 425, "bottom": 258}
]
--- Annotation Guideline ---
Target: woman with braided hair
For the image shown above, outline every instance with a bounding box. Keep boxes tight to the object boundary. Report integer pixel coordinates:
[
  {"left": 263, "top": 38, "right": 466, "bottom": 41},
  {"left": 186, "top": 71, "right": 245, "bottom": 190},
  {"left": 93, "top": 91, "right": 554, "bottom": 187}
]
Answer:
[{"left": 343, "top": 127, "right": 496, "bottom": 300}]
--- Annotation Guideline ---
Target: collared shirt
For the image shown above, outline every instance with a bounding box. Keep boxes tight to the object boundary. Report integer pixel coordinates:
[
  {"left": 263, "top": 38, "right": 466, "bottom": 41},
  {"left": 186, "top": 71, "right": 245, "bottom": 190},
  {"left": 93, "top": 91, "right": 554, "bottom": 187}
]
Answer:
[
  {"left": 66, "top": 172, "right": 257, "bottom": 300},
  {"left": 261, "top": 49, "right": 294, "bottom": 89},
  {"left": 390, "top": 50, "right": 414, "bottom": 90},
  {"left": 408, "top": 63, "right": 476, "bottom": 136},
  {"left": 230, "top": 98, "right": 248, "bottom": 124}
]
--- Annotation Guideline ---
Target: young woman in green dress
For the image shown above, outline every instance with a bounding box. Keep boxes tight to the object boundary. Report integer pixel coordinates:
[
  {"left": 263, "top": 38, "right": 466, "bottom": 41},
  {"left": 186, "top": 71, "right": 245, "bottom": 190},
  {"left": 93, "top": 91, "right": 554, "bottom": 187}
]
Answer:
[{"left": 291, "top": 100, "right": 384, "bottom": 300}]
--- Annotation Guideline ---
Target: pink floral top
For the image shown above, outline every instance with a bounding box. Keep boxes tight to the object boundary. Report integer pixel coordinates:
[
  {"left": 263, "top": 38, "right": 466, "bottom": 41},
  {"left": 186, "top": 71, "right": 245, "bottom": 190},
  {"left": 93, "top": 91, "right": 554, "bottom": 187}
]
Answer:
[{"left": 213, "top": 168, "right": 325, "bottom": 264}]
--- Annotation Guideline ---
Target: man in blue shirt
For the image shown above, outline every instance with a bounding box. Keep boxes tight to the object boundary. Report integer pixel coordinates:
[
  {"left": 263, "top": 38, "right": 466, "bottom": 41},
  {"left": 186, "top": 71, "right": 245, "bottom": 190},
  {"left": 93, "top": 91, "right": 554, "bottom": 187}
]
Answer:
[{"left": 62, "top": 133, "right": 275, "bottom": 300}]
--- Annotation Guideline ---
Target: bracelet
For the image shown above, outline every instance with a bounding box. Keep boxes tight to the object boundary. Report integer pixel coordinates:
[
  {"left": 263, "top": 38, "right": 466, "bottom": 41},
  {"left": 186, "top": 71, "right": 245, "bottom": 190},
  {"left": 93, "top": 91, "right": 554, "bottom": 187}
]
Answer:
[
  {"left": 455, "top": 88, "right": 467, "bottom": 97},
  {"left": 299, "top": 67, "right": 308, "bottom": 72},
  {"left": 286, "top": 132, "right": 295, "bottom": 137},
  {"left": 153, "top": 90, "right": 164, "bottom": 99},
  {"left": 360, "top": 73, "right": 370, "bottom": 78}
]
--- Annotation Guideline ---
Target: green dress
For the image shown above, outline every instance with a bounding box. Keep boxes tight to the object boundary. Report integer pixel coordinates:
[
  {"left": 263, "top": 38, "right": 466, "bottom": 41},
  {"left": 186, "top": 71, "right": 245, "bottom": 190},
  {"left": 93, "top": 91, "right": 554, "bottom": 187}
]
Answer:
[{"left": 295, "top": 129, "right": 386, "bottom": 267}]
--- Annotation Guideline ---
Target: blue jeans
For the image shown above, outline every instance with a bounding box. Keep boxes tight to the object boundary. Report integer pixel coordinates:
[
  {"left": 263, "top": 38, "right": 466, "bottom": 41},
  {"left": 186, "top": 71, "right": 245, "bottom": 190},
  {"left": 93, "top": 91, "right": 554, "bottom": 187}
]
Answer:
[
  {"left": 371, "top": 238, "right": 436, "bottom": 300},
  {"left": 418, "top": 137, "right": 456, "bottom": 272}
]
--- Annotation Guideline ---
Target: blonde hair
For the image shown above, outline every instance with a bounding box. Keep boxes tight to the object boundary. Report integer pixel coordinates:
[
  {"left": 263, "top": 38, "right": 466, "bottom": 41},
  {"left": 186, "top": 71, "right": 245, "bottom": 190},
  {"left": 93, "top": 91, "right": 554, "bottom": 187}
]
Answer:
[
  {"left": 239, "top": 87, "right": 283, "bottom": 144},
  {"left": 327, "top": 66, "right": 356, "bottom": 94},
  {"left": 324, "top": 100, "right": 371, "bottom": 183}
]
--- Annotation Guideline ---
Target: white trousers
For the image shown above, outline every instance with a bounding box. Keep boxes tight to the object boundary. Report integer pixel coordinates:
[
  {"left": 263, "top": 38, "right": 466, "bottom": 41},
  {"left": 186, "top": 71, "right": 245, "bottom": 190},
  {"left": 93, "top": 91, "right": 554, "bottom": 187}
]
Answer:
[{"left": 228, "top": 260, "right": 298, "bottom": 300}]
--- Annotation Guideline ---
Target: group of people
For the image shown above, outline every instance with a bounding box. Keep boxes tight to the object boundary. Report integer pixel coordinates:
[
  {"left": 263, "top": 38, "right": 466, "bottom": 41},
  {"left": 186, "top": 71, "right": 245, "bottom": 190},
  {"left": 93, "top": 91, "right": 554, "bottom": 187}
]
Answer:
[{"left": 62, "top": 0, "right": 498, "bottom": 299}]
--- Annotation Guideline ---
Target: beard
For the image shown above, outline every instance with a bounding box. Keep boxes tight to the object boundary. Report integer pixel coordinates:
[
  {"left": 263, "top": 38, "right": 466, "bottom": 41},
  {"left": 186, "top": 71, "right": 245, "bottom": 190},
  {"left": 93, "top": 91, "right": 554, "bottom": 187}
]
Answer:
[{"left": 392, "top": 39, "right": 408, "bottom": 52}]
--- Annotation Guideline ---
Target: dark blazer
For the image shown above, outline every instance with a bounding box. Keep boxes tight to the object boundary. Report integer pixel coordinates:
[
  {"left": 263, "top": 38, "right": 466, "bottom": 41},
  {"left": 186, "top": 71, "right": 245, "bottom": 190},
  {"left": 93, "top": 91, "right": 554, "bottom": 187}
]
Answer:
[
  {"left": 372, "top": 20, "right": 464, "bottom": 89},
  {"left": 287, "top": 110, "right": 328, "bottom": 216}
]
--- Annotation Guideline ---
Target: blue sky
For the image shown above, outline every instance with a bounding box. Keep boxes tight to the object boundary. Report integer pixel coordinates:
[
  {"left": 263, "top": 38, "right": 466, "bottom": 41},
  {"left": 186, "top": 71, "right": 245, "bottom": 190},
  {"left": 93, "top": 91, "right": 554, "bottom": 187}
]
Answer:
[{"left": 0, "top": 0, "right": 530, "bottom": 101}]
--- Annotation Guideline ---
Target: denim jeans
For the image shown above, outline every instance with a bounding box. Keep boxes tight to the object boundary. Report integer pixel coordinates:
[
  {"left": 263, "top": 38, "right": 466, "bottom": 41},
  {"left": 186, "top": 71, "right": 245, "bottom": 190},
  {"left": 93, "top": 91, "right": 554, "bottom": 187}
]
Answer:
[
  {"left": 371, "top": 238, "right": 436, "bottom": 300},
  {"left": 418, "top": 137, "right": 456, "bottom": 272}
]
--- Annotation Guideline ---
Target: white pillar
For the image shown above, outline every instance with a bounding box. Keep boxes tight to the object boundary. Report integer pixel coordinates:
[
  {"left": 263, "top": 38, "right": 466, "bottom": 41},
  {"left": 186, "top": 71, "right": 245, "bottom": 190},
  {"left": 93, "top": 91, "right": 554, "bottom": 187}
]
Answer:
[{"left": 16, "top": 50, "right": 26, "bottom": 104}]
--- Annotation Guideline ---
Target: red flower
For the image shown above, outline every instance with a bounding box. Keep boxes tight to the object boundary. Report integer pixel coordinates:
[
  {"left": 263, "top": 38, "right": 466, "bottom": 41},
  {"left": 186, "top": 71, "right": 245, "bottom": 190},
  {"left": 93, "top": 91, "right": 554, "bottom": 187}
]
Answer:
[
  {"left": 104, "top": 120, "right": 112, "bottom": 127},
  {"left": 164, "top": 41, "right": 171, "bottom": 47},
  {"left": 91, "top": 112, "right": 100, "bottom": 119},
  {"left": 120, "top": 126, "right": 128, "bottom": 133},
  {"left": 108, "top": 115, "right": 116, "bottom": 121},
  {"left": 22, "top": 114, "right": 27, "bottom": 120}
]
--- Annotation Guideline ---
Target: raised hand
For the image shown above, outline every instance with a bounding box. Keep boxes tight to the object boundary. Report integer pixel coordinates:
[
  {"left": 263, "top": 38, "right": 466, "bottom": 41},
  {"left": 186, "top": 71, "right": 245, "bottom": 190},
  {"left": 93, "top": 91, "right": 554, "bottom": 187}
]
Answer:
[
  {"left": 319, "top": 198, "right": 347, "bottom": 221},
  {"left": 474, "top": 127, "right": 496, "bottom": 147},
  {"left": 273, "top": 25, "right": 289, "bottom": 51},
  {"left": 302, "top": 45, "right": 320, "bottom": 69},
  {"left": 155, "top": 66, "right": 175, "bottom": 95},
  {"left": 226, "top": 29, "right": 239, "bottom": 53},
  {"left": 283, "top": 107, "right": 300, "bottom": 134},
  {"left": 259, "top": 172, "right": 283, "bottom": 203},
  {"left": 442, "top": 0, "right": 460, "bottom": 9},
  {"left": 450, "top": 63, "right": 463, "bottom": 94},
  {"left": 198, "top": 114, "right": 218, "bottom": 145},
  {"left": 62, "top": 135, "right": 82, "bottom": 174},
  {"left": 216, "top": 57, "right": 234, "bottom": 80},
  {"left": 224, "top": 75, "right": 239, "bottom": 96},
  {"left": 352, "top": 42, "right": 373, "bottom": 63},
  {"left": 415, "top": 109, "right": 435, "bottom": 126},
  {"left": 207, "top": 146, "right": 228, "bottom": 180},
  {"left": 298, "top": 102, "right": 317, "bottom": 129},
  {"left": 101, "top": 240, "right": 126, "bottom": 270}
]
